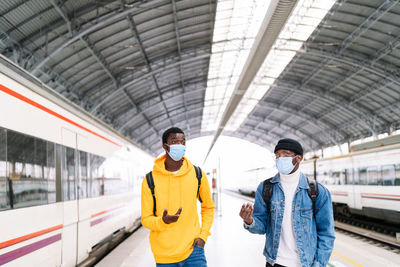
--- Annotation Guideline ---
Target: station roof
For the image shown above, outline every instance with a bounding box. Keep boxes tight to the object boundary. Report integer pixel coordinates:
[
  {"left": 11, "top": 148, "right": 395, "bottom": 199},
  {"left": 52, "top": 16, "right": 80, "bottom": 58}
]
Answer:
[{"left": 1, "top": 0, "right": 400, "bottom": 156}]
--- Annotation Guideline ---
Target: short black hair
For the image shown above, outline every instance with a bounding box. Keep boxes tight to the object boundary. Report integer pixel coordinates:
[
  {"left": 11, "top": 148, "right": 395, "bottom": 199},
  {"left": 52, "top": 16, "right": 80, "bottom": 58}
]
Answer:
[{"left": 162, "top": 127, "right": 184, "bottom": 144}]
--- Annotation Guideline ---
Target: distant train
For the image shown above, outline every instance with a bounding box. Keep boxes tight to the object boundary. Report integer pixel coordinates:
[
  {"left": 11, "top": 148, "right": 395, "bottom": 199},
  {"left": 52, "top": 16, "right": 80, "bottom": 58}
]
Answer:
[
  {"left": 302, "top": 136, "right": 400, "bottom": 224},
  {"left": 237, "top": 166, "right": 276, "bottom": 197},
  {"left": 237, "top": 135, "right": 400, "bottom": 225},
  {"left": 0, "top": 55, "right": 153, "bottom": 266}
]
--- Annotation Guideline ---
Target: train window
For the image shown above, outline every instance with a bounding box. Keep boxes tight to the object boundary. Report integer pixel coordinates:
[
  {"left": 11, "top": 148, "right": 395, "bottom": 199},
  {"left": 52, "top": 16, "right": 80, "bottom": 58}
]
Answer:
[
  {"left": 359, "top": 168, "right": 367, "bottom": 185},
  {"left": 395, "top": 164, "right": 400, "bottom": 186},
  {"left": 382, "top": 165, "right": 395, "bottom": 186},
  {"left": 61, "top": 146, "right": 76, "bottom": 201},
  {"left": 353, "top": 168, "right": 359, "bottom": 185},
  {"left": 90, "top": 154, "right": 105, "bottom": 197},
  {"left": 367, "top": 166, "right": 381, "bottom": 185},
  {"left": 46, "top": 142, "right": 56, "bottom": 203},
  {"left": 103, "top": 157, "right": 127, "bottom": 195},
  {"left": 316, "top": 170, "right": 329, "bottom": 185},
  {"left": 331, "top": 171, "right": 340, "bottom": 185},
  {"left": 79, "top": 151, "right": 89, "bottom": 199},
  {"left": 340, "top": 170, "right": 347, "bottom": 185},
  {"left": 6, "top": 130, "right": 49, "bottom": 208},
  {"left": 346, "top": 169, "right": 353, "bottom": 184},
  {"left": 0, "top": 128, "right": 8, "bottom": 211}
]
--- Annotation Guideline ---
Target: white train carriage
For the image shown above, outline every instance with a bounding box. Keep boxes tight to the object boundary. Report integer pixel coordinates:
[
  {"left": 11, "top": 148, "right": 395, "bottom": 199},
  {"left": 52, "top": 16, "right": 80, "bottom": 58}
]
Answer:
[
  {"left": 237, "top": 167, "right": 276, "bottom": 197},
  {"left": 303, "top": 138, "right": 400, "bottom": 224},
  {"left": 0, "top": 55, "right": 153, "bottom": 266}
]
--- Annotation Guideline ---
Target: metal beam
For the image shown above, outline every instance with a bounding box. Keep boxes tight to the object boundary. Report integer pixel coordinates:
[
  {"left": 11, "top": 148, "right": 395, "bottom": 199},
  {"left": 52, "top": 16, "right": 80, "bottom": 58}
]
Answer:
[
  {"left": 50, "top": 0, "right": 73, "bottom": 36},
  {"left": 88, "top": 67, "right": 206, "bottom": 116},
  {"left": 79, "top": 44, "right": 209, "bottom": 100},
  {"left": 254, "top": 32, "right": 400, "bottom": 138},
  {"left": 301, "top": 47, "right": 400, "bottom": 86},
  {"left": 89, "top": 53, "right": 211, "bottom": 113},
  {"left": 246, "top": 108, "right": 330, "bottom": 146},
  {"left": 79, "top": 36, "right": 118, "bottom": 88},
  {"left": 316, "top": 72, "right": 400, "bottom": 126},
  {"left": 298, "top": 0, "right": 398, "bottom": 88},
  {"left": 312, "top": 99, "right": 400, "bottom": 142},
  {"left": 50, "top": 0, "right": 121, "bottom": 104},
  {"left": 270, "top": 0, "right": 400, "bottom": 126},
  {"left": 135, "top": 104, "right": 204, "bottom": 142},
  {"left": 249, "top": 81, "right": 362, "bottom": 140},
  {"left": 127, "top": 100, "right": 205, "bottom": 133},
  {"left": 31, "top": 1, "right": 161, "bottom": 74},
  {"left": 117, "top": 77, "right": 207, "bottom": 131},
  {"left": 339, "top": 0, "right": 398, "bottom": 51},
  {"left": 246, "top": 119, "right": 322, "bottom": 150},
  {"left": 257, "top": 80, "right": 381, "bottom": 138},
  {"left": 125, "top": 15, "right": 173, "bottom": 126},
  {"left": 21, "top": 1, "right": 212, "bottom": 58}
]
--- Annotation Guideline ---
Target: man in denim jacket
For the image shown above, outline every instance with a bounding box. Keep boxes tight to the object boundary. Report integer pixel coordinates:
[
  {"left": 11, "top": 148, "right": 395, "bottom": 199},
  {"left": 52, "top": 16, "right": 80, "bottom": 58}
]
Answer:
[{"left": 240, "top": 138, "right": 335, "bottom": 267}]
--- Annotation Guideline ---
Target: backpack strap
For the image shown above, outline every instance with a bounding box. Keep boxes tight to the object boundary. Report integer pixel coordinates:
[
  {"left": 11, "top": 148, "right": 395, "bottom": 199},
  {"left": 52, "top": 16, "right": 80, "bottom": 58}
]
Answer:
[
  {"left": 307, "top": 177, "right": 319, "bottom": 217},
  {"left": 262, "top": 176, "right": 319, "bottom": 217},
  {"left": 262, "top": 178, "right": 274, "bottom": 212},
  {"left": 194, "top": 166, "right": 203, "bottom": 203},
  {"left": 146, "top": 171, "right": 156, "bottom": 216}
]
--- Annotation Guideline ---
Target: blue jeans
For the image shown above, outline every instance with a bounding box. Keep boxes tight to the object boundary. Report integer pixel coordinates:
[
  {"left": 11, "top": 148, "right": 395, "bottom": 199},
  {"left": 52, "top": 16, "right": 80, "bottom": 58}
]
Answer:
[{"left": 156, "top": 246, "right": 207, "bottom": 267}]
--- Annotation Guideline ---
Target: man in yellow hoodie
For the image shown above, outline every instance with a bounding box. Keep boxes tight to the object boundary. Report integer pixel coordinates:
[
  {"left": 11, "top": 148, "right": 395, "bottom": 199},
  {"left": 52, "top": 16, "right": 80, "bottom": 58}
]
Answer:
[{"left": 141, "top": 127, "right": 215, "bottom": 266}]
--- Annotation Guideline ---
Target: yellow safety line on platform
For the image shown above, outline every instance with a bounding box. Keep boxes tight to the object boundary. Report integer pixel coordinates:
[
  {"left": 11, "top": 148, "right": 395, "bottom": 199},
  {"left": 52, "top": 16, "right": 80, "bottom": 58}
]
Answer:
[{"left": 332, "top": 251, "right": 364, "bottom": 267}]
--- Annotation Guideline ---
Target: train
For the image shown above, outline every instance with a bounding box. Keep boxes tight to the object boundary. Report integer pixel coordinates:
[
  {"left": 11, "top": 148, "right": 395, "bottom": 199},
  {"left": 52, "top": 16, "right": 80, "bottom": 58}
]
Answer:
[
  {"left": 0, "top": 55, "right": 153, "bottom": 266},
  {"left": 237, "top": 166, "right": 276, "bottom": 197},
  {"left": 302, "top": 135, "right": 400, "bottom": 225}
]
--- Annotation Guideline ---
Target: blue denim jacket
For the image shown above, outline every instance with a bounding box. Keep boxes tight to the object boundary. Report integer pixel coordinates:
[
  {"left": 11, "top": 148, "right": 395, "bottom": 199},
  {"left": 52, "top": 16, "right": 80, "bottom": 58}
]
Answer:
[{"left": 244, "top": 173, "right": 335, "bottom": 267}]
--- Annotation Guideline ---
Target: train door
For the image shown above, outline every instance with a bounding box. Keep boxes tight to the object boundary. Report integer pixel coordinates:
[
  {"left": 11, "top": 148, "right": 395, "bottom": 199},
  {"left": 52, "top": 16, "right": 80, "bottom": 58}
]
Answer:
[
  {"left": 76, "top": 134, "right": 93, "bottom": 264},
  {"left": 60, "top": 128, "right": 79, "bottom": 267}
]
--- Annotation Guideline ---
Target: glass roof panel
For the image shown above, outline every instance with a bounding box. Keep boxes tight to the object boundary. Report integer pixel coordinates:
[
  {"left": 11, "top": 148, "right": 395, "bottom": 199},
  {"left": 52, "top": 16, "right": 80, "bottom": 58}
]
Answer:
[
  {"left": 225, "top": 0, "right": 335, "bottom": 131},
  {"left": 201, "top": 0, "right": 271, "bottom": 133}
]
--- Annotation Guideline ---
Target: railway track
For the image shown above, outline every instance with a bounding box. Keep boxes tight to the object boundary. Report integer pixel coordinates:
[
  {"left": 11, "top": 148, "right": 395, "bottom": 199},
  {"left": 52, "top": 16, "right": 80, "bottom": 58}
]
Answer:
[{"left": 335, "top": 221, "right": 400, "bottom": 251}]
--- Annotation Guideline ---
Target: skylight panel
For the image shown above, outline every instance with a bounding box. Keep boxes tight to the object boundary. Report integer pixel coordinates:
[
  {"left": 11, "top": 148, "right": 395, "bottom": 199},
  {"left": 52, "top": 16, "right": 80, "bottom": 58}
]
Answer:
[
  {"left": 201, "top": 0, "right": 271, "bottom": 133},
  {"left": 225, "top": 0, "right": 335, "bottom": 131}
]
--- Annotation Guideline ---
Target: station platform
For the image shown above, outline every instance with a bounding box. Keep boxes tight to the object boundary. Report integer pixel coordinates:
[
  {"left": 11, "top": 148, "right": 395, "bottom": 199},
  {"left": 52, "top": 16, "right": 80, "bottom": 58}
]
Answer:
[{"left": 96, "top": 192, "right": 400, "bottom": 267}]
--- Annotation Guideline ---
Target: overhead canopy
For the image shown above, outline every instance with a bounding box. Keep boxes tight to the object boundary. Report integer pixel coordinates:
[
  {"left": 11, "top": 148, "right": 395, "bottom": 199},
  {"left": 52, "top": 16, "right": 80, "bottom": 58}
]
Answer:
[
  {"left": 228, "top": 0, "right": 400, "bottom": 152},
  {"left": 1, "top": 0, "right": 399, "bottom": 157}
]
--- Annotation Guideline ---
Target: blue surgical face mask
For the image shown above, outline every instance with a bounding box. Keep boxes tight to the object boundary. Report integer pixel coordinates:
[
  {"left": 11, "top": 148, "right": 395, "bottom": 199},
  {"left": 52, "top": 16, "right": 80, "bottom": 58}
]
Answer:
[
  {"left": 166, "top": 144, "right": 186, "bottom": 161},
  {"left": 276, "top": 157, "right": 296, "bottom": 175}
]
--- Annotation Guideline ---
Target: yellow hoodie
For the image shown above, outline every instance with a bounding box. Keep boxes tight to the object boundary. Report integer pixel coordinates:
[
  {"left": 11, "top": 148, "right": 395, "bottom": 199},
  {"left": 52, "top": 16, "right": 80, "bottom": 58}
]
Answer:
[{"left": 141, "top": 155, "right": 215, "bottom": 263}]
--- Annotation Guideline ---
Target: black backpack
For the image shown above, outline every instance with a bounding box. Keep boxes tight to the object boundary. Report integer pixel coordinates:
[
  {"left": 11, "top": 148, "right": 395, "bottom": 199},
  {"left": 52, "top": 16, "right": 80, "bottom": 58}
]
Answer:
[
  {"left": 145, "top": 166, "right": 203, "bottom": 216},
  {"left": 262, "top": 177, "right": 319, "bottom": 217}
]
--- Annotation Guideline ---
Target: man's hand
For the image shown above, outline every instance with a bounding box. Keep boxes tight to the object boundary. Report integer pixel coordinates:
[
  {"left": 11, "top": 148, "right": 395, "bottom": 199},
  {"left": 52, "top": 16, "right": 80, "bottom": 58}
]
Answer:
[
  {"left": 191, "top": 238, "right": 205, "bottom": 248},
  {"left": 239, "top": 202, "right": 254, "bottom": 225},
  {"left": 162, "top": 207, "right": 182, "bottom": 224}
]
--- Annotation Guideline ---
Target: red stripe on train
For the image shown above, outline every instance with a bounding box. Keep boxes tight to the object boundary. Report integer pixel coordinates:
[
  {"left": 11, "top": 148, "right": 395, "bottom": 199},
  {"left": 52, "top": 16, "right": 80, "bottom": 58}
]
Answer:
[
  {"left": 0, "top": 84, "right": 121, "bottom": 147},
  {"left": 0, "top": 224, "right": 63, "bottom": 250}
]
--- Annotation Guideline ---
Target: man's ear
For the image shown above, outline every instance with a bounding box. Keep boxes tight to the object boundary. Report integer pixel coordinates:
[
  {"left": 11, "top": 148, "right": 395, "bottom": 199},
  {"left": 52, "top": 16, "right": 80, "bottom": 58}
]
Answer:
[
  {"left": 297, "top": 155, "right": 303, "bottom": 163},
  {"left": 162, "top": 143, "right": 168, "bottom": 151}
]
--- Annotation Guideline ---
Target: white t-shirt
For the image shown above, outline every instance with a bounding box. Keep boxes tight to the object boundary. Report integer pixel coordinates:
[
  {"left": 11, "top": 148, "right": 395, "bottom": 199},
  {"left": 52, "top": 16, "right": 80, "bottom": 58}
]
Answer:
[{"left": 275, "top": 168, "right": 302, "bottom": 267}]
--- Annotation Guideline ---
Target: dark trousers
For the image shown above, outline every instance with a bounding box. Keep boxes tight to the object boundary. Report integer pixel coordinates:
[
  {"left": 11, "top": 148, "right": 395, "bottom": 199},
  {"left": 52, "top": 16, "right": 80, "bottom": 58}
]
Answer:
[{"left": 266, "top": 263, "right": 286, "bottom": 267}]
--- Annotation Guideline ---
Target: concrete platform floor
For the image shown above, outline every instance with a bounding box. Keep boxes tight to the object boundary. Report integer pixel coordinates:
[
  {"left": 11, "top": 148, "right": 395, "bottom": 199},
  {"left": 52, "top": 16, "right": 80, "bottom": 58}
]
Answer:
[{"left": 96, "top": 192, "right": 400, "bottom": 267}]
